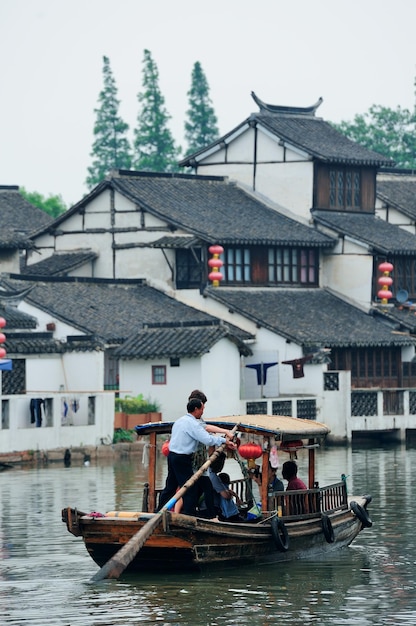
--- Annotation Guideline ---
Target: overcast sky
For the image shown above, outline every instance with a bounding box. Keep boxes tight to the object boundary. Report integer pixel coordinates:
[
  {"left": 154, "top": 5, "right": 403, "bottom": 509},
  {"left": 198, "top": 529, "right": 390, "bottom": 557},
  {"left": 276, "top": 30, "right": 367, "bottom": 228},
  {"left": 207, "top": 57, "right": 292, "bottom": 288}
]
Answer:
[{"left": 1, "top": 0, "right": 415, "bottom": 207}]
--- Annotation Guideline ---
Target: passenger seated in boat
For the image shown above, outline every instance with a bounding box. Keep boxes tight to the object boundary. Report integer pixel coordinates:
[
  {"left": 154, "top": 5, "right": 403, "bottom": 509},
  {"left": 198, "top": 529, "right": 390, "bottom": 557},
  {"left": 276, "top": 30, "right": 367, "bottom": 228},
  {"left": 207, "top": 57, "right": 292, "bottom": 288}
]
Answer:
[
  {"left": 252, "top": 463, "right": 284, "bottom": 494},
  {"left": 282, "top": 461, "right": 307, "bottom": 490},
  {"left": 208, "top": 460, "right": 244, "bottom": 522}
]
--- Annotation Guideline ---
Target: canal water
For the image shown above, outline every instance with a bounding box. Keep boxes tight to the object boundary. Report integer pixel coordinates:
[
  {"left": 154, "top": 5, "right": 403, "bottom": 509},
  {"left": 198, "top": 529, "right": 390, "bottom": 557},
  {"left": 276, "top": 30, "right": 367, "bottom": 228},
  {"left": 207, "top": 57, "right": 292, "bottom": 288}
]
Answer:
[{"left": 0, "top": 443, "right": 415, "bottom": 625}]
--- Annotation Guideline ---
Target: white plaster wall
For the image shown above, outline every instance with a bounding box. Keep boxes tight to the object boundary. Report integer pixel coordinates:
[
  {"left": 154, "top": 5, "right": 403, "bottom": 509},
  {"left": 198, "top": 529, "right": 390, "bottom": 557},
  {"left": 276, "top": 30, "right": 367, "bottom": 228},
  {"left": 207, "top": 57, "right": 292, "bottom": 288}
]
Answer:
[
  {"left": 23, "top": 351, "right": 104, "bottom": 394},
  {"left": 321, "top": 251, "right": 374, "bottom": 308},
  {"left": 197, "top": 163, "right": 254, "bottom": 188},
  {"left": 255, "top": 129, "right": 285, "bottom": 161},
  {"left": 119, "top": 338, "right": 243, "bottom": 422},
  {"left": 0, "top": 392, "right": 114, "bottom": 453},
  {"left": 225, "top": 128, "right": 256, "bottom": 161},
  {"left": 114, "top": 246, "right": 174, "bottom": 286},
  {"left": 321, "top": 370, "right": 351, "bottom": 441},
  {"left": 254, "top": 162, "right": 314, "bottom": 219}
]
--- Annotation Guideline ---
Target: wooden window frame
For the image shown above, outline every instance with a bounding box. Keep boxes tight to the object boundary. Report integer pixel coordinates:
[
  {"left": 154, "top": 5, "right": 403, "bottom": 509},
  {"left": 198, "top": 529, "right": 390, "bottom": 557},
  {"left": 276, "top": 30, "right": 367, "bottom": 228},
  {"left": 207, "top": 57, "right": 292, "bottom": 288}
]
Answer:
[
  {"left": 222, "top": 246, "right": 318, "bottom": 286},
  {"left": 152, "top": 365, "right": 166, "bottom": 385}
]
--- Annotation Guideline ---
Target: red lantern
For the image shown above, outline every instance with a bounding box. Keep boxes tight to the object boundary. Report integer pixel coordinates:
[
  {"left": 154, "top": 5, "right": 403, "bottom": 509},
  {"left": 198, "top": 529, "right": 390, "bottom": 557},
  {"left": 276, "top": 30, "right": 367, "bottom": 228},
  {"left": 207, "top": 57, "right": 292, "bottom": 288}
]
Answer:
[
  {"left": 377, "top": 276, "right": 393, "bottom": 287},
  {"left": 377, "top": 289, "right": 393, "bottom": 301},
  {"left": 0, "top": 347, "right": 7, "bottom": 359},
  {"left": 238, "top": 442, "right": 262, "bottom": 469},
  {"left": 280, "top": 440, "right": 303, "bottom": 459},
  {"left": 208, "top": 244, "right": 224, "bottom": 287},
  {"left": 208, "top": 245, "right": 224, "bottom": 256},
  {"left": 378, "top": 262, "right": 394, "bottom": 274},
  {"left": 208, "top": 271, "right": 223, "bottom": 282},
  {"left": 161, "top": 440, "right": 170, "bottom": 457},
  {"left": 0, "top": 318, "right": 6, "bottom": 328},
  {"left": 0, "top": 333, "right": 6, "bottom": 344}
]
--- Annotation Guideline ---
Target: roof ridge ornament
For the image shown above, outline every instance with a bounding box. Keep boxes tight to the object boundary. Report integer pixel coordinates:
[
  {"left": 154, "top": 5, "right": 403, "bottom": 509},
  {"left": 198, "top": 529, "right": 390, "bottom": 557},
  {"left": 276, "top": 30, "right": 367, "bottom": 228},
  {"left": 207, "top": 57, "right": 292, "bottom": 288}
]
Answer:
[{"left": 251, "top": 91, "right": 323, "bottom": 116}]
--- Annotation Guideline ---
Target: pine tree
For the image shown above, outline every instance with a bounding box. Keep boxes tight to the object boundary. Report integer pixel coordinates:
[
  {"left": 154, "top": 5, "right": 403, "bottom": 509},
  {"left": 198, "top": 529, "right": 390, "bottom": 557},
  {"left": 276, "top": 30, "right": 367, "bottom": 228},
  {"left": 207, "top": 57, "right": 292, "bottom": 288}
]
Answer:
[
  {"left": 86, "top": 56, "right": 132, "bottom": 188},
  {"left": 133, "top": 49, "right": 180, "bottom": 172},
  {"left": 185, "top": 62, "right": 219, "bottom": 155}
]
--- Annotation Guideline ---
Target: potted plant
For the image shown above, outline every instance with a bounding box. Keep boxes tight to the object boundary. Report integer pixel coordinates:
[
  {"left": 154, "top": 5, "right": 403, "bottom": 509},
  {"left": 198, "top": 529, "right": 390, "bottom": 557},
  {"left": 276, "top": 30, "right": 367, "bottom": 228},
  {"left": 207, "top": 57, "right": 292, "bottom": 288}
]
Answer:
[{"left": 114, "top": 394, "right": 161, "bottom": 429}]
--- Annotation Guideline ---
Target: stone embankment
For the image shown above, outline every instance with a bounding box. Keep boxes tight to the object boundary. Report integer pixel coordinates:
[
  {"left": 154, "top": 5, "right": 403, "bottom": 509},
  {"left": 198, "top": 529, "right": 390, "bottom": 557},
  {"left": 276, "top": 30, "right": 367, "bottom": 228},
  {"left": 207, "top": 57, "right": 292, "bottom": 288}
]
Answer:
[{"left": 0, "top": 441, "right": 147, "bottom": 466}]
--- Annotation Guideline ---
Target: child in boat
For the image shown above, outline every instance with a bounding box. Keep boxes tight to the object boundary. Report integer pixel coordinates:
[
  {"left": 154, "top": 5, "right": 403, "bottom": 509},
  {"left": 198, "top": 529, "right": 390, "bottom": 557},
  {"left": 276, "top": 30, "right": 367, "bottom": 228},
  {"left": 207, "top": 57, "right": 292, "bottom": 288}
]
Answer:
[
  {"left": 207, "top": 454, "right": 244, "bottom": 522},
  {"left": 282, "top": 460, "right": 307, "bottom": 490}
]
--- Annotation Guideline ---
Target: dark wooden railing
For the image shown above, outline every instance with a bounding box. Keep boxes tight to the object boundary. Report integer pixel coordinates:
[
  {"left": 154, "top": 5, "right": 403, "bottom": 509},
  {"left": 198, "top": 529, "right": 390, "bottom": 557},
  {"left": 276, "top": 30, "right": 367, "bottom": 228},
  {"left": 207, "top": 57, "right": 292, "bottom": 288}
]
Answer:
[{"left": 143, "top": 479, "right": 348, "bottom": 518}]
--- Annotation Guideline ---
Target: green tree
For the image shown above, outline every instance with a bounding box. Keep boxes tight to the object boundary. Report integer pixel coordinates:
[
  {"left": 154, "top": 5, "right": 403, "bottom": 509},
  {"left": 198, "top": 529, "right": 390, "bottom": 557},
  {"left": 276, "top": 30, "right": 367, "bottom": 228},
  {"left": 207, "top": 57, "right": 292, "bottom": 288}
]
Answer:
[
  {"left": 334, "top": 105, "right": 416, "bottom": 168},
  {"left": 185, "top": 61, "right": 219, "bottom": 155},
  {"left": 86, "top": 56, "right": 131, "bottom": 188},
  {"left": 20, "top": 188, "right": 67, "bottom": 217},
  {"left": 133, "top": 49, "right": 180, "bottom": 172}
]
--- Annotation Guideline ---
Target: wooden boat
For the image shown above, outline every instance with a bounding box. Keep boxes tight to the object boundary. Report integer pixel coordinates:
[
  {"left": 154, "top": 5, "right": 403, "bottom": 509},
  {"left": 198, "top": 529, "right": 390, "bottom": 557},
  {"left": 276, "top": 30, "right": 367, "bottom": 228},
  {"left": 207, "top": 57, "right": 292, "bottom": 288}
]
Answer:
[{"left": 62, "top": 414, "right": 373, "bottom": 574}]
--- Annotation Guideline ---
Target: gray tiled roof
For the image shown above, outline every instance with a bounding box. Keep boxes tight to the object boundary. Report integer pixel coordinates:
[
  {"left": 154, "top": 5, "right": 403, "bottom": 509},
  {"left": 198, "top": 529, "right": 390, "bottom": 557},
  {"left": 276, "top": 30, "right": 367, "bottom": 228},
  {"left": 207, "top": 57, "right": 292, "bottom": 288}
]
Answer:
[
  {"left": 21, "top": 250, "right": 98, "bottom": 277},
  {"left": 0, "top": 186, "right": 53, "bottom": 248},
  {"left": 109, "top": 174, "right": 334, "bottom": 247},
  {"left": 312, "top": 210, "right": 416, "bottom": 255},
  {"left": 254, "top": 113, "right": 392, "bottom": 166},
  {"left": 3, "top": 332, "right": 104, "bottom": 355},
  {"left": 205, "top": 287, "right": 415, "bottom": 348},
  {"left": 180, "top": 95, "right": 393, "bottom": 168},
  {"left": 373, "top": 304, "right": 416, "bottom": 334},
  {"left": 0, "top": 304, "right": 37, "bottom": 330},
  {"left": 40, "top": 173, "right": 334, "bottom": 248},
  {"left": 3, "top": 278, "right": 248, "bottom": 351},
  {"left": 114, "top": 323, "right": 252, "bottom": 359},
  {"left": 377, "top": 172, "right": 416, "bottom": 220}
]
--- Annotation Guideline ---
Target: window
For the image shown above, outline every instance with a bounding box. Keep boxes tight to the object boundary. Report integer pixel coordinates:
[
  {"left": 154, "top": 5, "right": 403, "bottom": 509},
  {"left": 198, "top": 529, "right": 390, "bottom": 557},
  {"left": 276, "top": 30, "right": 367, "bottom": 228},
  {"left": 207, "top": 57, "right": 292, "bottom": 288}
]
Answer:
[
  {"left": 222, "top": 246, "right": 318, "bottom": 286},
  {"left": 329, "top": 347, "right": 401, "bottom": 388},
  {"left": 176, "top": 249, "right": 201, "bottom": 289},
  {"left": 224, "top": 248, "right": 250, "bottom": 282},
  {"left": 329, "top": 168, "right": 360, "bottom": 209},
  {"left": 152, "top": 365, "right": 166, "bottom": 385},
  {"left": 268, "top": 247, "right": 318, "bottom": 285},
  {"left": 314, "top": 164, "right": 375, "bottom": 212}
]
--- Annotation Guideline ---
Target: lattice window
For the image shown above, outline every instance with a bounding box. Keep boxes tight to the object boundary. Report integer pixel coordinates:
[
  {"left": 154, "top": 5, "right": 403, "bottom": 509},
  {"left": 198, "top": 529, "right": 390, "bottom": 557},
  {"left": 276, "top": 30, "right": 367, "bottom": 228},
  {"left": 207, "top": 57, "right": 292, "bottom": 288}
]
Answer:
[
  {"left": 324, "top": 372, "right": 339, "bottom": 391},
  {"left": 272, "top": 400, "right": 292, "bottom": 416},
  {"left": 1, "top": 399, "right": 9, "bottom": 429},
  {"left": 410, "top": 392, "right": 416, "bottom": 415},
  {"left": 246, "top": 401, "right": 267, "bottom": 414},
  {"left": 2, "top": 359, "right": 26, "bottom": 395},
  {"left": 297, "top": 399, "right": 316, "bottom": 420},
  {"left": 351, "top": 391, "right": 377, "bottom": 416},
  {"left": 88, "top": 396, "right": 95, "bottom": 425}
]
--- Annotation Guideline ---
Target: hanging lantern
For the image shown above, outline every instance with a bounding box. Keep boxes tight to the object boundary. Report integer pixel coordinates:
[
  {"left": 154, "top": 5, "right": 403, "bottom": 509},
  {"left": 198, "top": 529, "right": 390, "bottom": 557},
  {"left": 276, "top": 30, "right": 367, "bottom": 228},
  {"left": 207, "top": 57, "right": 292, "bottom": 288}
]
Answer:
[
  {"left": 377, "top": 261, "right": 394, "bottom": 305},
  {"left": 280, "top": 440, "right": 303, "bottom": 460},
  {"left": 208, "top": 244, "right": 224, "bottom": 287},
  {"left": 161, "top": 440, "right": 170, "bottom": 457},
  {"left": 238, "top": 441, "right": 262, "bottom": 469},
  {"left": 0, "top": 317, "right": 6, "bottom": 329},
  {"left": 0, "top": 347, "right": 6, "bottom": 359},
  {"left": 378, "top": 262, "right": 394, "bottom": 274}
]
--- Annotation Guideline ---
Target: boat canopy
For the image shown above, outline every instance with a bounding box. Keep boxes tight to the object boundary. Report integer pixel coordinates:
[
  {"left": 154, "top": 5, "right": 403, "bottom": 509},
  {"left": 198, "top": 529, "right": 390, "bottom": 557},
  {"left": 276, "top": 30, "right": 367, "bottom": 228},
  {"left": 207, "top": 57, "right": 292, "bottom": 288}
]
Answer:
[{"left": 135, "top": 414, "right": 330, "bottom": 442}]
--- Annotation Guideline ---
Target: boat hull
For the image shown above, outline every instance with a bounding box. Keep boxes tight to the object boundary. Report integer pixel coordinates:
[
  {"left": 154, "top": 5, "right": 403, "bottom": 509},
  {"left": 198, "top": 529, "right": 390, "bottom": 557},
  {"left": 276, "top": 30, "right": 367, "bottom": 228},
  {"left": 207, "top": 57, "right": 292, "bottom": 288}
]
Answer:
[{"left": 62, "top": 496, "right": 369, "bottom": 572}]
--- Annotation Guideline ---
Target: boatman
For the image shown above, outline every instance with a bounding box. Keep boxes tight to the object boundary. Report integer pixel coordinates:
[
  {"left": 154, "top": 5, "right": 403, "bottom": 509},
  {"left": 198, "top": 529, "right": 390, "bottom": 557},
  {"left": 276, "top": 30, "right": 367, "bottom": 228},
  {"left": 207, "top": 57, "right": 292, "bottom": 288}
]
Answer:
[{"left": 157, "top": 398, "right": 236, "bottom": 517}]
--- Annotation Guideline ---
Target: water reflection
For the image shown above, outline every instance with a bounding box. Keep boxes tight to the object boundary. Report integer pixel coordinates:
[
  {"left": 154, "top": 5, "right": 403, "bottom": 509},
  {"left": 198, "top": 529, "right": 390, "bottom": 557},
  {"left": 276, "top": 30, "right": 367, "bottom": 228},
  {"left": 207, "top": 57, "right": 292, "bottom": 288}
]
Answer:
[{"left": 0, "top": 446, "right": 416, "bottom": 624}]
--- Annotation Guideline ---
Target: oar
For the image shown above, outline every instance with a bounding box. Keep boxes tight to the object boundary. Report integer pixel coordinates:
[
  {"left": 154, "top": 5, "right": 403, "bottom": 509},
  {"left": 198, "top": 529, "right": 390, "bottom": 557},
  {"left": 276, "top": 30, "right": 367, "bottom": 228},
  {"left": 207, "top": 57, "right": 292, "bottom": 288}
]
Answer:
[{"left": 91, "top": 424, "right": 239, "bottom": 582}]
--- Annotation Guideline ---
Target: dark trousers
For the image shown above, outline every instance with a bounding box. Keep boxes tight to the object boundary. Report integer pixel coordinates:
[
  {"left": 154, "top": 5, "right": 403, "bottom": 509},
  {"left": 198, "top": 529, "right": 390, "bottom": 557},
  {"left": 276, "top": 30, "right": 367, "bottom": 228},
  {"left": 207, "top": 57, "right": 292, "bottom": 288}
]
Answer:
[
  {"left": 197, "top": 475, "right": 216, "bottom": 519},
  {"left": 158, "top": 452, "right": 199, "bottom": 516}
]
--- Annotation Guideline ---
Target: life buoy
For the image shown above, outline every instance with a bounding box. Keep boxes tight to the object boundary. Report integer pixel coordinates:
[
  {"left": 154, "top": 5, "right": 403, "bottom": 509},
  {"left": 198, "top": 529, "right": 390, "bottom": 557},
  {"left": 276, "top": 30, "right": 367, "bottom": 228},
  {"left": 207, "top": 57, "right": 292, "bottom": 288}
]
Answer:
[
  {"left": 271, "top": 516, "right": 289, "bottom": 552},
  {"left": 350, "top": 500, "right": 373, "bottom": 528},
  {"left": 321, "top": 514, "right": 335, "bottom": 543}
]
